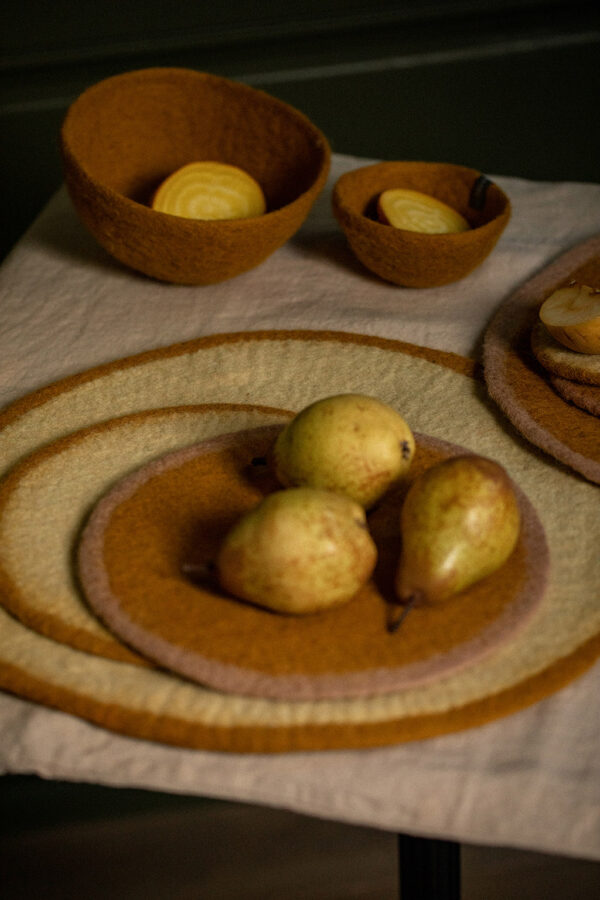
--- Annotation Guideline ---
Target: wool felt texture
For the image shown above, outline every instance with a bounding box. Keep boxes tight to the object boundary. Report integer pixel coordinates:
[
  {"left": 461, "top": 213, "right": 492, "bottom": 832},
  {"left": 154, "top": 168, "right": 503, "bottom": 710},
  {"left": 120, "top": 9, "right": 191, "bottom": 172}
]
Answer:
[
  {"left": 549, "top": 374, "right": 600, "bottom": 417},
  {"left": 332, "top": 161, "right": 510, "bottom": 287},
  {"left": 483, "top": 234, "right": 600, "bottom": 483},
  {"left": 0, "top": 330, "right": 598, "bottom": 755},
  {"left": 77, "top": 424, "right": 547, "bottom": 700},
  {"left": 60, "top": 67, "right": 331, "bottom": 284}
]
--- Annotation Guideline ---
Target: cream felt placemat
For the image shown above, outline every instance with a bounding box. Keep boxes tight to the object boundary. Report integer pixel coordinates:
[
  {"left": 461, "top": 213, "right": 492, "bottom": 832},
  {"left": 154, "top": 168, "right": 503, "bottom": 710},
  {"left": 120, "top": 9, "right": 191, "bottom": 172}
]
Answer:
[
  {"left": 483, "top": 235, "right": 600, "bottom": 483},
  {"left": 0, "top": 330, "right": 598, "bottom": 752}
]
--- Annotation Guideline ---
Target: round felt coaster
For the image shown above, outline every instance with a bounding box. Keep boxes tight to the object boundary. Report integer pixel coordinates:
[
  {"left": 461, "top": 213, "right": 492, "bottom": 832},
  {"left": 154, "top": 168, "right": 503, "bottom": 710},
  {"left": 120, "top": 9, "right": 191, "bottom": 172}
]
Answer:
[
  {"left": 0, "top": 329, "right": 599, "bottom": 752},
  {"left": 483, "top": 235, "right": 600, "bottom": 484},
  {"left": 549, "top": 374, "right": 600, "bottom": 417},
  {"left": 531, "top": 321, "right": 600, "bottom": 387},
  {"left": 77, "top": 425, "right": 547, "bottom": 700}
]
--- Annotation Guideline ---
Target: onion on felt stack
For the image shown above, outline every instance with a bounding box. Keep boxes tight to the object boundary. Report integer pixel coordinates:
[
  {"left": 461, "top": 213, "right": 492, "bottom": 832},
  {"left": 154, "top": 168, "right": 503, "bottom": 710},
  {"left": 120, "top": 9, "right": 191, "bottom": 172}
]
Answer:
[{"left": 530, "top": 280, "right": 600, "bottom": 417}]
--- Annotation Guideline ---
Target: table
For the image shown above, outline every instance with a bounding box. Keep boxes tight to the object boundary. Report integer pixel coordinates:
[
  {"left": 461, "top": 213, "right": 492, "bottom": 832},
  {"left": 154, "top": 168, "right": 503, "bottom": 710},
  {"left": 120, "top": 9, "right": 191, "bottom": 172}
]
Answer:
[{"left": 1, "top": 154, "right": 599, "bottom": 879}]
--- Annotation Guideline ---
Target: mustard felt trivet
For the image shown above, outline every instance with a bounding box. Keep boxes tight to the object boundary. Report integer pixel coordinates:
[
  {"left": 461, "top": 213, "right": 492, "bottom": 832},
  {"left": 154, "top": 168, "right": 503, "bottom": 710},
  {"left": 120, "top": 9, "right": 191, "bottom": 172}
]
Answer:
[
  {"left": 77, "top": 425, "right": 547, "bottom": 700},
  {"left": 483, "top": 235, "right": 600, "bottom": 483}
]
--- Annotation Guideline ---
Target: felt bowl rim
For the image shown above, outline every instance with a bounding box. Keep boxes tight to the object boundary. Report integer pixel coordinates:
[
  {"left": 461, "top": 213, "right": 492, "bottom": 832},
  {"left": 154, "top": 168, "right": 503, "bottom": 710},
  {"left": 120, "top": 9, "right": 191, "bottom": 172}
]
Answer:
[{"left": 60, "top": 66, "right": 332, "bottom": 229}]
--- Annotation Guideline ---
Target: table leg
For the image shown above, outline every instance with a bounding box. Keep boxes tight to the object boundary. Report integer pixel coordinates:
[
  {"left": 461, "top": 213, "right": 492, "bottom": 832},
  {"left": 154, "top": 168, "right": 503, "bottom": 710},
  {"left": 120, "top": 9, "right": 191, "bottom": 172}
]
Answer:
[{"left": 398, "top": 833, "right": 461, "bottom": 899}]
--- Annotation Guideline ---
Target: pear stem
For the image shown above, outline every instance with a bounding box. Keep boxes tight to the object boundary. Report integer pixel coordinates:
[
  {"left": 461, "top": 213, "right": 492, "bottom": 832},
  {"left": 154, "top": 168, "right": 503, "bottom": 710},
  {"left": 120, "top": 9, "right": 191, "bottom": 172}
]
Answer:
[
  {"left": 388, "top": 594, "right": 419, "bottom": 634},
  {"left": 181, "top": 560, "right": 217, "bottom": 587}
]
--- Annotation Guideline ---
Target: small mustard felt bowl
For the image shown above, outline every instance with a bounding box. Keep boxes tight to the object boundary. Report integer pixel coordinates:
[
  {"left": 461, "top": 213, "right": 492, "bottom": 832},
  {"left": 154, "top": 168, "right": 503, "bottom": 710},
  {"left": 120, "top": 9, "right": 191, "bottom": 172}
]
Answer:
[
  {"left": 332, "top": 161, "right": 511, "bottom": 288},
  {"left": 60, "top": 67, "right": 331, "bottom": 284}
]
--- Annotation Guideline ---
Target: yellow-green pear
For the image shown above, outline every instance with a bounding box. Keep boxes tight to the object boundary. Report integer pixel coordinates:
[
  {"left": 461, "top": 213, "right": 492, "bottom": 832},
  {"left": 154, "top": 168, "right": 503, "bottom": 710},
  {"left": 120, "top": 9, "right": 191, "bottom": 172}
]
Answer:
[
  {"left": 271, "top": 393, "right": 415, "bottom": 508},
  {"left": 395, "top": 455, "right": 521, "bottom": 608},
  {"left": 216, "top": 487, "right": 377, "bottom": 615}
]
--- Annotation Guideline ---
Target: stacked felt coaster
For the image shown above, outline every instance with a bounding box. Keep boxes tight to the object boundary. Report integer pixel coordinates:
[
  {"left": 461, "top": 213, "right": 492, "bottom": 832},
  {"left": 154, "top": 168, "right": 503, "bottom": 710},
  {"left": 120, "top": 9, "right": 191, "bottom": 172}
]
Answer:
[
  {"left": 0, "top": 330, "right": 598, "bottom": 753},
  {"left": 484, "top": 234, "right": 600, "bottom": 484},
  {"left": 531, "top": 316, "right": 600, "bottom": 418}
]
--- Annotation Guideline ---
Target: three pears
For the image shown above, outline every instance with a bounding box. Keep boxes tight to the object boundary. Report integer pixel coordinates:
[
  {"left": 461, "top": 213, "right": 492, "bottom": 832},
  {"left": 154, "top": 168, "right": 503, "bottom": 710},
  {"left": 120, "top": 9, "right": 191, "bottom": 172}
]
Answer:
[{"left": 214, "top": 393, "right": 521, "bottom": 621}]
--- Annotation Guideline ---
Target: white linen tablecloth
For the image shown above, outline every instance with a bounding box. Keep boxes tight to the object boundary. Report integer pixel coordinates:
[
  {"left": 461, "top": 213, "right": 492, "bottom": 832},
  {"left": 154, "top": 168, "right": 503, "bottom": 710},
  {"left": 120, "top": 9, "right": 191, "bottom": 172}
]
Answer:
[{"left": 1, "top": 153, "right": 599, "bottom": 860}]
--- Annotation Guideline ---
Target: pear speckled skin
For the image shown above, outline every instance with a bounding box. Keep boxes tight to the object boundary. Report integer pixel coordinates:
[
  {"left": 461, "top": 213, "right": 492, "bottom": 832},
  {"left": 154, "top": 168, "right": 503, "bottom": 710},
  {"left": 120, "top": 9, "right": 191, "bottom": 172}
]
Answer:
[
  {"left": 216, "top": 487, "right": 377, "bottom": 615},
  {"left": 271, "top": 394, "right": 415, "bottom": 508},
  {"left": 395, "top": 455, "right": 521, "bottom": 606}
]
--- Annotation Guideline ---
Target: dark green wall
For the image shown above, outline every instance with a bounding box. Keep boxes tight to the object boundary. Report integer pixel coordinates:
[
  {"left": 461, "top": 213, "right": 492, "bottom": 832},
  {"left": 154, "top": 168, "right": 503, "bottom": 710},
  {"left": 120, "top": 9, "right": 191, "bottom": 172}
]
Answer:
[{"left": 2, "top": 1, "right": 599, "bottom": 260}]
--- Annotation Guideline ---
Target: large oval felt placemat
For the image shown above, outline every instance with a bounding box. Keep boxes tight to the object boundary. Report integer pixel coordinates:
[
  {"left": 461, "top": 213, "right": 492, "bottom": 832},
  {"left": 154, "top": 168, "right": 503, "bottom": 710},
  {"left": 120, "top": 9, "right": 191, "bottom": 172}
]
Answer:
[
  {"left": 0, "top": 329, "right": 599, "bottom": 752},
  {"left": 483, "top": 234, "right": 600, "bottom": 483},
  {"left": 77, "top": 424, "right": 547, "bottom": 700}
]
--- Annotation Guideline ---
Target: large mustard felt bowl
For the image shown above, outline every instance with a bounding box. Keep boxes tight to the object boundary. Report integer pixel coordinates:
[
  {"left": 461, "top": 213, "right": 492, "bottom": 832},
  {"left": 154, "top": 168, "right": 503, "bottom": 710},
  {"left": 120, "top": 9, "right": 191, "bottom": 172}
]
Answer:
[
  {"left": 60, "top": 67, "right": 331, "bottom": 284},
  {"left": 332, "top": 161, "right": 511, "bottom": 288}
]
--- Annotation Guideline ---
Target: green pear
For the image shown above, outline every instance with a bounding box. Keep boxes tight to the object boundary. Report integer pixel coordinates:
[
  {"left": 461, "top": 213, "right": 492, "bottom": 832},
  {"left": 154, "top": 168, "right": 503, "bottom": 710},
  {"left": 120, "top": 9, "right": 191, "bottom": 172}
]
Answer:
[
  {"left": 394, "top": 455, "right": 521, "bottom": 610},
  {"left": 271, "top": 393, "right": 415, "bottom": 508},
  {"left": 216, "top": 487, "right": 377, "bottom": 615}
]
